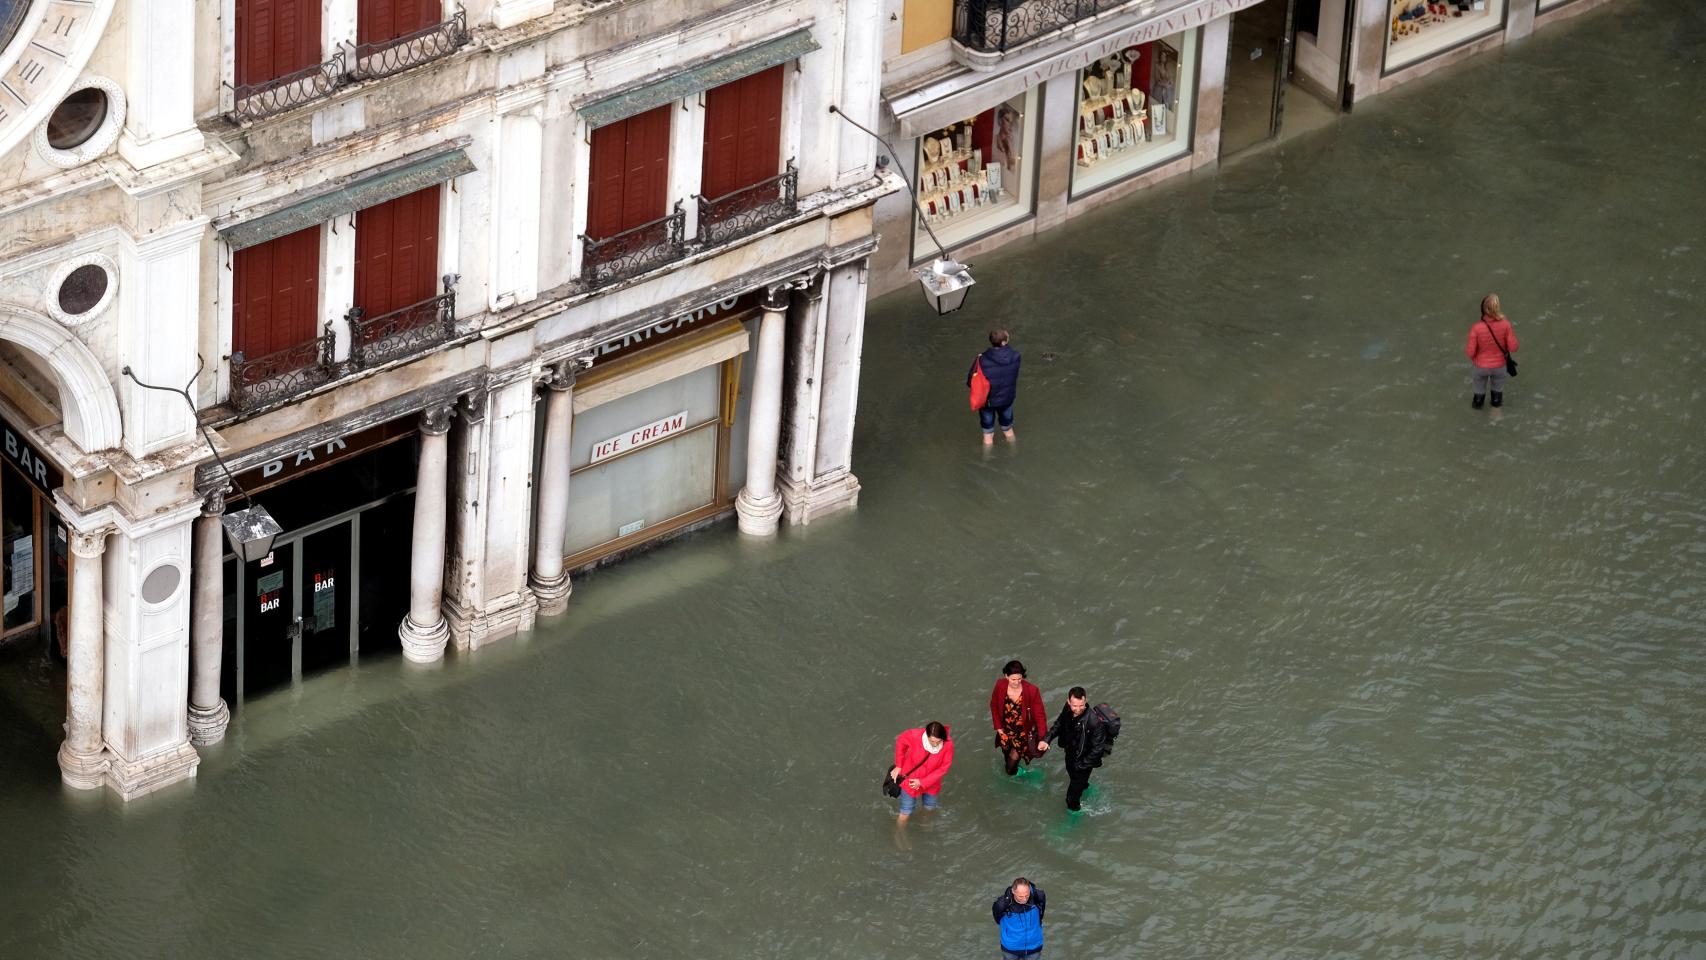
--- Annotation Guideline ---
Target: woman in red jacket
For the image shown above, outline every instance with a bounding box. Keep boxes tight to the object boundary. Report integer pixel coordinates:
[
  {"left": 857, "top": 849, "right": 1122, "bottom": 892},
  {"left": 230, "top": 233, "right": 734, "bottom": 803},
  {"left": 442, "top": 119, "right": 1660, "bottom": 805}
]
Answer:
[
  {"left": 989, "top": 660, "right": 1050, "bottom": 777},
  {"left": 890, "top": 721, "right": 954, "bottom": 821},
  {"left": 1466, "top": 293, "right": 1520, "bottom": 410}
]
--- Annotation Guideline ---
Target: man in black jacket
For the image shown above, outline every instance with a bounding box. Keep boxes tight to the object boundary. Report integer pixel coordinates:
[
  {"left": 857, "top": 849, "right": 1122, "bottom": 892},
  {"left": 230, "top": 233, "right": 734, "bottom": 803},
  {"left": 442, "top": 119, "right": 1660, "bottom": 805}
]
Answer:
[{"left": 1044, "top": 687, "right": 1110, "bottom": 812}]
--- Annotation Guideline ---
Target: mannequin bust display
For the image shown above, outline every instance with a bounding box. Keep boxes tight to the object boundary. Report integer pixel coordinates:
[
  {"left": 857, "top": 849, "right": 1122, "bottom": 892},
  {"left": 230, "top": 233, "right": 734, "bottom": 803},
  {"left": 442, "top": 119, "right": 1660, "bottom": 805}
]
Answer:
[{"left": 923, "top": 136, "right": 942, "bottom": 165}]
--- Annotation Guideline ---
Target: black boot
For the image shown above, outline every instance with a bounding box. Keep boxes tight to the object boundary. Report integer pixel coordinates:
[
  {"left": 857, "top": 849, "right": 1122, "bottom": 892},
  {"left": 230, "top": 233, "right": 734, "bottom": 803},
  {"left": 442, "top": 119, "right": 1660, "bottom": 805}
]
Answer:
[
  {"left": 1472, "top": 393, "right": 1485, "bottom": 409},
  {"left": 1490, "top": 391, "right": 1503, "bottom": 408}
]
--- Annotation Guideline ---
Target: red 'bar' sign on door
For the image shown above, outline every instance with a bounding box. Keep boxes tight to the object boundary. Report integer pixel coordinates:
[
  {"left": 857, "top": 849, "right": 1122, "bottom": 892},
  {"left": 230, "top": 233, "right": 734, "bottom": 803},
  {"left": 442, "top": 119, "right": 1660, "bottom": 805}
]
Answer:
[{"left": 589, "top": 411, "right": 689, "bottom": 465}]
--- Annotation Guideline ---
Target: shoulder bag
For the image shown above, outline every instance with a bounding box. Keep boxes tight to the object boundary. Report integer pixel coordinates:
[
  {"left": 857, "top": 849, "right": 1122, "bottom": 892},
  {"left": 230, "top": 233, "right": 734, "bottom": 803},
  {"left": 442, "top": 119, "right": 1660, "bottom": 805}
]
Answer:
[
  {"left": 882, "top": 753, "right": 932, "bottom": 799},
  {"left": 969, "top": 356, "right": 990, "bottom": 411},
  {"left": 1482, "top": 318, "right": 1518, "bottom": 377}
]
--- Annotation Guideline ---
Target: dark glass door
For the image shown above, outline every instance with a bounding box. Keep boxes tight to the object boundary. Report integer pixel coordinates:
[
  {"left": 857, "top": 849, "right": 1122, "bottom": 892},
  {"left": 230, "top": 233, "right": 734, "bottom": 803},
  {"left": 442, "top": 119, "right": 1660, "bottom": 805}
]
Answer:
[
  {"left": 357, "top": 494, "right": 412, "bottom": 657},
  {"left": 299, "top": 523, "right": 353, "bottom": 675},
  {"left": 1220, "top": 0, "right": 1293, "bottom": 156},
  {"left": 243, "top": 542, "right": 296, "bottom": 698}
]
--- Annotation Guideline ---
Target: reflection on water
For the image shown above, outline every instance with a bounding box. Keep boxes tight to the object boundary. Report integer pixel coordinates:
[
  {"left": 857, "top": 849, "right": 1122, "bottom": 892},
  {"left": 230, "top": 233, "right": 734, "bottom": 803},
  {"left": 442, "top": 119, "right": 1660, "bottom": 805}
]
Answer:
[{"left": 4, "top": 2, "right": 1706, "bottom": 958}]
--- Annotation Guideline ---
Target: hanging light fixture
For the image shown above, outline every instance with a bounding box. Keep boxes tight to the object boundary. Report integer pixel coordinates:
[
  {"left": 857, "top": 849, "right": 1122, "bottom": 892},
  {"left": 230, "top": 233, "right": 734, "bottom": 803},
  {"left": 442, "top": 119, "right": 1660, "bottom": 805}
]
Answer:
[
  {"left": 122, "top": 362, "right": 280, "bottom": 560},
  {"left": 829, "top": 105, "right": 974, "bottom": 315}
]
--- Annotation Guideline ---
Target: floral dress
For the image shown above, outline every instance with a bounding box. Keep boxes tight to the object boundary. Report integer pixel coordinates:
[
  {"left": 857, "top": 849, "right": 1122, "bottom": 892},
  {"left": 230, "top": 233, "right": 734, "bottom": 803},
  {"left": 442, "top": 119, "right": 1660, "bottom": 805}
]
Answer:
[{"left": 997, "top": 695, "right": 1032, "bottom": 759}]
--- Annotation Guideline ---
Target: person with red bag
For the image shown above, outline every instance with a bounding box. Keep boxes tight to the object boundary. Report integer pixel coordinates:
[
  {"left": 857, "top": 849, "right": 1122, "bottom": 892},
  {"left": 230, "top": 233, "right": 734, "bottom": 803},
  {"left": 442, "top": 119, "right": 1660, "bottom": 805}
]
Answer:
[
  {"left": 989, "top": 660, "right": 1050, "bottom": 777},
  {"left": 889, "top": 721, "right": 954, "bottom": 822},
  {"left": 967, "top": 329, "right": 1022, "bottom": 446}
]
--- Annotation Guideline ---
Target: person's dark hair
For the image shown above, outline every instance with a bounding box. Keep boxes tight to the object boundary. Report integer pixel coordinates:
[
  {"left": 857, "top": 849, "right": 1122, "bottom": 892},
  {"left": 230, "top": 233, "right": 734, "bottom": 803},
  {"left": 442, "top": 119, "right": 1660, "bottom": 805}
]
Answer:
[
  {"left": 924, "top": 721, "right": 948, "bottom": 740},
  {"left": 1002, "top": 660, "right": 1026, "bottom": 678},
  {"left": 989, "top": 329, "right": 1009, "bottom": 347},
  {"left": 1068, "top": 686, "right": 1087, "bottom": 701}
]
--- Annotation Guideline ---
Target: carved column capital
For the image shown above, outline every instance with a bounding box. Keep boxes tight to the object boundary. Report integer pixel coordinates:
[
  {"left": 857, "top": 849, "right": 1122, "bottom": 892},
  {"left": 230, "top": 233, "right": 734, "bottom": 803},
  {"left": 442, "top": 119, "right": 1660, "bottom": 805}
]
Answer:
[
  {"left": 201, "top": 486, "right": 229, "bottom": 517},
  {"left": 761, "top": 286, "right": 791, "bottom": 313},
  {"left": 540, "top": 360, "right": 578, "bottom": 392},
  {"left": 458, "top": 389, "right": 489, "bottom": 425},
  {"left": 419, "top": 404, "right": 455, "bottom": 436},
  {"left": 69, "top": 527, "right": 112, "bottom": 559}
]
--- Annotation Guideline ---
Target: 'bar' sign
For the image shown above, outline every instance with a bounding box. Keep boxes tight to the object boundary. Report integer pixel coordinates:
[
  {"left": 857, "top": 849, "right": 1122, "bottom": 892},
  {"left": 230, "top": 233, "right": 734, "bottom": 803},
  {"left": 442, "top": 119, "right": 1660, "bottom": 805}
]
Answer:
[{"left": 590, "top": 411, "right": 689, "bottom": 465}]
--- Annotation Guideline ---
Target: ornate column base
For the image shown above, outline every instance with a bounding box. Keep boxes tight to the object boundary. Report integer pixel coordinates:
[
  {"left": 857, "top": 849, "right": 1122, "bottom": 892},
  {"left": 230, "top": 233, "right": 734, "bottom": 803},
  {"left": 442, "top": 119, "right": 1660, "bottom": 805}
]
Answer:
[
  {"left": 399, "top": 614, "right": 451, "bottom": 663},
  {"left": 57, "top": 743, "right": 109, "bottom": 791},
  {"left": 778, "top": 471, "right": 862, "bottom": 526},
  {"left": 444, "top": 591, "right": 540, "bottom": 651},
  {"left": 105, "top": 742, "right": 200, "bottom": 801},
  {"left": 529, "top": 571, "right": 572, "bottom": 617},
  {"left": 736, "top": 488, "right": 784, "bottom": 537},
  {"left": 187, "top": 699, "right": 231, "bottom": 746}
]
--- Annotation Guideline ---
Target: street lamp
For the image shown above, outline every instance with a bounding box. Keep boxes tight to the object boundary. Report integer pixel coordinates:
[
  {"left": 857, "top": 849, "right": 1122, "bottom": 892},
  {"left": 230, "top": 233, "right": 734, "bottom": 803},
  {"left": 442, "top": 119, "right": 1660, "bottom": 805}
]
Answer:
[
  {"left": 828, "top": 105, "right": 975, "bottom": 315},
  {"left": 122, "top": 362, "right": 280, "bottom": 561}
]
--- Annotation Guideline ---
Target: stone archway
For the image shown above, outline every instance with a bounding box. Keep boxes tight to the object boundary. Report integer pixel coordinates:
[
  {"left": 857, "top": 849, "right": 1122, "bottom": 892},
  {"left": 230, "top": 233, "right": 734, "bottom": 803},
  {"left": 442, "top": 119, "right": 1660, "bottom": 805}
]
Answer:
[{"left": 0, "top": 304, "right": 124, "bottom": 453}]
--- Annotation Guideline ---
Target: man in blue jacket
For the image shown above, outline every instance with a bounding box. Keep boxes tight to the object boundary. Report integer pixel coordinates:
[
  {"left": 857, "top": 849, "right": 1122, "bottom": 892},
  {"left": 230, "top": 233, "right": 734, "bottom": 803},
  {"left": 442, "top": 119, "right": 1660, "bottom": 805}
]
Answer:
[
  {"left": 992, "top": 877, "right": 1046, "bottom": 958},
  {"left": 967, "top": 329, "right": 1021, "bottom": 446}
]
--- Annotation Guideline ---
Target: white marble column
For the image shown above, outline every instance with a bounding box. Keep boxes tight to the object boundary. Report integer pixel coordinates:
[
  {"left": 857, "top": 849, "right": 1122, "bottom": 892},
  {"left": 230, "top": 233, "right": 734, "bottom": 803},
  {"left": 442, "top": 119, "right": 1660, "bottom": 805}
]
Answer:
[
  {"left": 736, "top": 288, "right": 790, "bottom": 536},
  {"left": 530, "top": 362, "right": 575, "bottom": 615},
  {"left": 58, "top": 526, "right": 110, "bottom": 790},
  {"left": 778, "top": 262, "right": 866, "bottom": 525},
  {"left": 399, "top": 405, "right": 455, "bottom": 662},
  {"left": 186, "top": 490, "right": 230, "bottom": 745},
  {"left": 117, "top": 0, "right": 206, "bottom": 168}
]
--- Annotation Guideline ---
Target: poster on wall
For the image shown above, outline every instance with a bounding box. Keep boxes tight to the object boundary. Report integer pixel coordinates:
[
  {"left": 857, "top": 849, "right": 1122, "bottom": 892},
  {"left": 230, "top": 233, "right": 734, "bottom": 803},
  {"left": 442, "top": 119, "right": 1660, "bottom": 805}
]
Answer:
[{"left": 1152, "top": 40, "right": 1180, "bottom": 111}]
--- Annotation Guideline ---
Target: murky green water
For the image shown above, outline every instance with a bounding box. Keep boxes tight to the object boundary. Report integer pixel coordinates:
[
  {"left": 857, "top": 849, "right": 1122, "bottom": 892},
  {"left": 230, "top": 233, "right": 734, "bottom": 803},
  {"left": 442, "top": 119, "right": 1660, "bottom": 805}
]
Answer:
[{"left": 5, "top": 3, "right": 1705, "bottom": 957}]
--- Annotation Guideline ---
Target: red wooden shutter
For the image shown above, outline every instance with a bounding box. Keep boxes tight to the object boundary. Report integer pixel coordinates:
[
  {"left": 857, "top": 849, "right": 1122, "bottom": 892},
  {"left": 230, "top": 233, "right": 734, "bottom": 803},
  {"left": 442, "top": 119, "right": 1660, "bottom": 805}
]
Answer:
[
  {"left": 357, "top": 0, "right": 443, "bottom": 46},
  {"left": 354, "top": 185, "right": 442, "bottom": 319},
  {"left": 233, "top": 225, "right": 321, "bottom": 360},
  {"left": 585, "top": 105, "right": 673, "bottom": 240},
  {"left": 700, "top": 65, "right": 784, "bottom": 200},
  {"left": 236, "top": 0, "right": 323, "bottom": 87}
]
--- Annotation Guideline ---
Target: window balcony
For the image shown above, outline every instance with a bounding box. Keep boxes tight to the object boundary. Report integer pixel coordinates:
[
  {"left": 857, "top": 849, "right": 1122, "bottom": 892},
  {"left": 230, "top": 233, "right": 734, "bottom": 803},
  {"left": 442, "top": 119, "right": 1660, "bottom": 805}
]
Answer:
[
  {"left": 228, "top": 278, "right": 461, "bottom": 413},
  {"left": 952, "top": 0, "right": 1165, "bottom": 68},
  {"left": 579, "top": 203, "right": 689, "bottom": 291},
  {"left": 694, "top": 161, "right": 800, "bottom": 248},
  {"left": 348, "top": 9, "right": 470, "bottom": 83},
  {"left": 225, "top": 54, "right": 349, "bottom": 124}
]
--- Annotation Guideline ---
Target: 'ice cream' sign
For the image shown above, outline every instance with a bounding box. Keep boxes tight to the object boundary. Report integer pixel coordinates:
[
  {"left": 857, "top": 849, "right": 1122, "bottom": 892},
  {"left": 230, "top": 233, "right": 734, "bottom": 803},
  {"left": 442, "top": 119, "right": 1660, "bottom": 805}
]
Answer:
[{"left": 590, "top": 411, "right": 689, "bottom": 465}]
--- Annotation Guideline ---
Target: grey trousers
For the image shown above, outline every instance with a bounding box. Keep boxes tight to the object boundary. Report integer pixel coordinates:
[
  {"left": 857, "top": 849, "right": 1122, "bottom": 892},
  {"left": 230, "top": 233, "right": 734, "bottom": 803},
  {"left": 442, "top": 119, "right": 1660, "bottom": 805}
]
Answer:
[{"left": 1471, "top": 364, "right": 1508, "bottom": 396}]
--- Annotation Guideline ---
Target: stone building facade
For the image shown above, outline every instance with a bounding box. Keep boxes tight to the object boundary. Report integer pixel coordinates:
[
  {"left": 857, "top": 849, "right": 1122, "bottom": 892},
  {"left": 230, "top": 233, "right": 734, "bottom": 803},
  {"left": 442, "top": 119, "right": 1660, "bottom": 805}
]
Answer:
[
  {"left": 0, "top": 0, "right": 894, "bottom": 799},
  {"left": 869, "top": 0, "right": 1616, "bottom": 296}
]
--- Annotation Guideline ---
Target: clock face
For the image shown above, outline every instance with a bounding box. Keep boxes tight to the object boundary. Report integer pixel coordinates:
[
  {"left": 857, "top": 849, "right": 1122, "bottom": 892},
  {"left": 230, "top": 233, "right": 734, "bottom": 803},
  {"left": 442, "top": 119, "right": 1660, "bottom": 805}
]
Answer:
[{"left": 0, "top": 1, "right": 117, "bottom": 161}]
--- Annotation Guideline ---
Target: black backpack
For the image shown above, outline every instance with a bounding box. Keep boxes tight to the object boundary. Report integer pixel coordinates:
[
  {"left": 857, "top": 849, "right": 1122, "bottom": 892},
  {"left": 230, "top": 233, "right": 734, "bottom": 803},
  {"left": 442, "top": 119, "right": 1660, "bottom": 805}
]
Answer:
[{"left": 1090, "top": 703, "right": 1121, "bottom": 752}]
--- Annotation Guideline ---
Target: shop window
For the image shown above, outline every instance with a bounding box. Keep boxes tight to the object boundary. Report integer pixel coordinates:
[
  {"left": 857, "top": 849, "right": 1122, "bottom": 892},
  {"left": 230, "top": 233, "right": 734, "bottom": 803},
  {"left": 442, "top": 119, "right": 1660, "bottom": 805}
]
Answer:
[
  {"left": 1385, "top": 0, "right": 1507, "bottom": 72},
  {"left": 232, "top": 224, "right": 322, "bottom": 366},
  {"left": 1070, "top": 30, "right": 1200, "bottom": 198},
  {"left": 357, "top": 0, "right": 443, "bottom": 45},
  {"left": 235, "top": 0, "right": 324, "bottom": 88},
  {"left": 912, "top": 87, "right": 1040, "bottom": 257},
  {"left": 700, "top": 65, "right": 785, "bottom": 202},
  {"left": 586, "top": 105, "right": 673, "bottom": 241},
  {"left": 354, "top": 185, "right": 442, "bottom": 322},
  {"left": 1, "top": 465, "right": 39, "bottom": 635}
]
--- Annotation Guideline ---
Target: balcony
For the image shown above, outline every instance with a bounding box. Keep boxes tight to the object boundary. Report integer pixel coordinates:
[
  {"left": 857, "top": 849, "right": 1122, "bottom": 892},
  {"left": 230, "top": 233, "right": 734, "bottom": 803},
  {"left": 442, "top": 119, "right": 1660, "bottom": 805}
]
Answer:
[
  {"left": 349, "top": 9, "right": 470, "bottom": 82},
  {"left": 228, "top": 279, "right": 461, "bottom": 412},
  {"left": 694, "top": 162, "right": 800, "bottom": 248},
  {"left": 579, "top": 203, "right": 688, "bottom": 291},
  {"left": 225, "top": 8, "right": 470, "bottom": 124},
  {"left": 953, "top": 0, "right": 1160, "bottom": 66}
]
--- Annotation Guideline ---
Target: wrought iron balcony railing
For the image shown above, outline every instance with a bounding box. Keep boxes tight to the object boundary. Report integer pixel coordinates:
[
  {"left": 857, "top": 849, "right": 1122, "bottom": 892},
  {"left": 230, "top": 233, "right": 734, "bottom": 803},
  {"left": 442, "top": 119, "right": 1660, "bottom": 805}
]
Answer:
[
  {"left": 953, "top": 0, "right": 1122, "bottom": 55},
  {"left": 694, "top": 161, "right": 800, "bottom": 248},
  {"left": 225, "top": 53, "right": 349, "bottom": 124},
  {"left": 349, "top": 9, "right": 470, "bottom": 82},
  {"left": 348, "top": 277, "right": 459, "bottom": 368},
  {"left": 579, "top": 202, "right": 688, "bottom": 290},
  {"left": 229, "top": 324, "right": 339, "bottom": 411}
]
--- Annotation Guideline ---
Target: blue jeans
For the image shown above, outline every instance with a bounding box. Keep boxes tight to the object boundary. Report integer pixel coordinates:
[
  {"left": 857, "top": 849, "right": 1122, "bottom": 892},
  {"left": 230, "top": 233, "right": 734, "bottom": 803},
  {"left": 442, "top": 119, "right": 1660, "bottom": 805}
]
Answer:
[
  {"left": 980, "top": 404, "right": 1015, "bottom": 434},
  {"left": 897, "top": 790, "right": 938, "bottom": 815},
  {"left": 1001, "top": 948, "right": 1043, "bottom": 959}
]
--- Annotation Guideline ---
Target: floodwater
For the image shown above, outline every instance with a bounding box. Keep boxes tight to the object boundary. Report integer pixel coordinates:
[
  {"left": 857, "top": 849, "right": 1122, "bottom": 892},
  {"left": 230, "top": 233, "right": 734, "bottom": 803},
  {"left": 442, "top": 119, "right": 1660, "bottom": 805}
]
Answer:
[{"left": 5, "top": 2, "right": 1706, "bottom": 957}]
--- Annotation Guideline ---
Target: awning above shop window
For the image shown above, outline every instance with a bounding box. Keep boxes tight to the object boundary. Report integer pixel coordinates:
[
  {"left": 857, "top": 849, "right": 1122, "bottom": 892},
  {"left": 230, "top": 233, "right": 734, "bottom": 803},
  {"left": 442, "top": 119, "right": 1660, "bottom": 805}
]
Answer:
[
  {"left": 218, "top": 144, "right": 475, "bottom": 251},
  {"left": 578, "top": 28, "right": 819, "bottom": 128}
]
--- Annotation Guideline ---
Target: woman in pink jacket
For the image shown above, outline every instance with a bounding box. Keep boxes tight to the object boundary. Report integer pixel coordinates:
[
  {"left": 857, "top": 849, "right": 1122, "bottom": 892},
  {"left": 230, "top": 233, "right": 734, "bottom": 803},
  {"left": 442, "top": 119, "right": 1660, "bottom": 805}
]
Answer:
[
  {"left": 1466, "top": 293, "right": 1520, "bottom": 410},
  {"left": 890, "top": 721, "right": 954, "bottom": 822}
]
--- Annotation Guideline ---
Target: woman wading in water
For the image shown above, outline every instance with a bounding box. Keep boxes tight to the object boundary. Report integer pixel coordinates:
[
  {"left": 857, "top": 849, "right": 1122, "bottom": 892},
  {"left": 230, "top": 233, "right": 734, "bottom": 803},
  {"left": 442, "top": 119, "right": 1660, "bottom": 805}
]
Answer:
[{"left": 988, "top": 661, "right": 1049, "bottom": 777}]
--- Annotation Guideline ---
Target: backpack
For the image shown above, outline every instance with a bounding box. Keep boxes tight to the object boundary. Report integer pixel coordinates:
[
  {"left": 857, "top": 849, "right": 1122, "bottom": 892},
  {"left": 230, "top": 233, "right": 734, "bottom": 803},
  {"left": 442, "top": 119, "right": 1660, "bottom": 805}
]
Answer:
[{"left": 1089, "top": 703, "right": 1121, "bottom": 753}]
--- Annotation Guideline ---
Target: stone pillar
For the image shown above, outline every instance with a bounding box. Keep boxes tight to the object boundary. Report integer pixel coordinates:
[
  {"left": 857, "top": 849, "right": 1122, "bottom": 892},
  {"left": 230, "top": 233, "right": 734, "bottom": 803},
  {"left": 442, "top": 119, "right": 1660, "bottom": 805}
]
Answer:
[
  {"left": 530, "top": 362, "right": 575, "bottom": 615},
  {"left": 443, "top": 372, "right": 539, "bottom": 649},
  {"left": 491, "top": 0, "right": 553, "bottom": 29},
  {"left": 186, "top": 490, "right": 230, "bottom": 745},
  {"left": 778, "top": 263, "right": 866, "bottom": 525},
  {"left": 736, "top": 288, "right": 790, "bottom": 536},
  {"left": 58, "top": 527, "right": 111, "bottom": 790},
  {"left": 117, "top": 0, "right": 206, "bottom": 168},
  {"left": 117, "top": 218, "right": 204, "bottom": 458},
  {"left": 835, "top": 0, "right": 883, "bottom": 184},
  {"left": 399, "top": 405, "right": 455, "bottom": 662}
]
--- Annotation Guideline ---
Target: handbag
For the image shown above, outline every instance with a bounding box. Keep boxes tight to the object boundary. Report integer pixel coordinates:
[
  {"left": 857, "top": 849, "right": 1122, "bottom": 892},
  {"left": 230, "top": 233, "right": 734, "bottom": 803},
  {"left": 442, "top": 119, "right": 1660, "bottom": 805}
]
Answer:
[
  {"left": 969, "top": 356, "right": 990, "bottom": 411},
  {"left": 1482, "top": 317, "right": 1518, "bottom": 377},
  {"left": 882, "top": 753, "right": 932, "bottom": 799}
]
